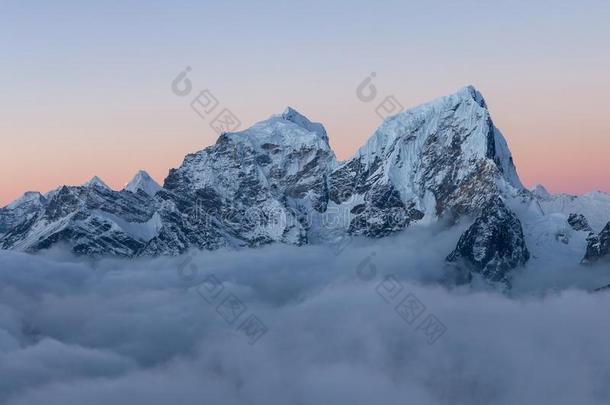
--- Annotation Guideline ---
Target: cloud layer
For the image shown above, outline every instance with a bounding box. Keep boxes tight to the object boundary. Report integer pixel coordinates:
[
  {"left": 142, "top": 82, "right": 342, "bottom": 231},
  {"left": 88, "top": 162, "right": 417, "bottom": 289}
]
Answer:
[{"left": 1, "top": 226, "right": 610, "bottom": 405}]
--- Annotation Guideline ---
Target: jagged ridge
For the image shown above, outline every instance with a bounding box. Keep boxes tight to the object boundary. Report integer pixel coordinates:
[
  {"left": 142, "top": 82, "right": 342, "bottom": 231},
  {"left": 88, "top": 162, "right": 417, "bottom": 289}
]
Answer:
[{"left": 1, "top": 85, "right": 608, "bottom": 287}]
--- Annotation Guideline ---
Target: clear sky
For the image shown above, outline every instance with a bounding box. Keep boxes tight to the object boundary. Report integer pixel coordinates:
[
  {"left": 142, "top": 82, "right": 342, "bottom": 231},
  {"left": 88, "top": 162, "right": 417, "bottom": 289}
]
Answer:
[{"left": 1, "top": 0, "right": 609, "bottom": 206}]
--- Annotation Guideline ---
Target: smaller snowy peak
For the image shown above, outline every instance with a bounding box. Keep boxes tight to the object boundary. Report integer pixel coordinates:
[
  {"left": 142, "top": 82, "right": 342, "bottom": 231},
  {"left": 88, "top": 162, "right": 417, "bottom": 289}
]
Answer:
[
  {"left": 125, "top": 170, "right": 162, "bottom": 196},
  {"left": 5, "top": 191, "right": 46, "bottom": 210},
  {"left": 83, "top": 176, "right": 111, "bottom": 190}
]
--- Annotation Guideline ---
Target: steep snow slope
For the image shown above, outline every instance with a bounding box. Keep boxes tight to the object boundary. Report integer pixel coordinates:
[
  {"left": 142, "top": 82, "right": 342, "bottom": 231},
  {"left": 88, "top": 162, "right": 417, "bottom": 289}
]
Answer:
[
  {"left": 506, "top": 187, "right": 610, "bottom": 271},
  {"left": 535, "top": 191, "right": 610, "bottom": 232}
]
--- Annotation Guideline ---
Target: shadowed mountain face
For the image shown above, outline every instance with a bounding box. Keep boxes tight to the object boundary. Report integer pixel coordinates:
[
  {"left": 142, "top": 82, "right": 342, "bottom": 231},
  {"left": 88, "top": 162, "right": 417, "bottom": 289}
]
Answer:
[
  {"left": 1, "top": 86, "right": 608, "bottom": 286},
  {"left": 447, "top": 197, "right": 530, "bottom": 287},
  {"left": 583, "top": 223, "right": 610, "bottom": 264}
]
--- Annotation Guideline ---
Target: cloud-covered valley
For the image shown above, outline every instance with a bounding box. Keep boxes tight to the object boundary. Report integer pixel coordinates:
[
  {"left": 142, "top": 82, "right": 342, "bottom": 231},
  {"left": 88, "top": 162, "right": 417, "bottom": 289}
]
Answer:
[{"left": 1, "top": 225, "right": 610, "bottom": 405}]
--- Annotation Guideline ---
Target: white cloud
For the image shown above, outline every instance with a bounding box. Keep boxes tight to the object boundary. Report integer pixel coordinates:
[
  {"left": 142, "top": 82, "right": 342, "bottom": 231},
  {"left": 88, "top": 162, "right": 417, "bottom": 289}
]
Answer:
[{"left": 1, "top": 227, "right": 610, "bottom": 404}]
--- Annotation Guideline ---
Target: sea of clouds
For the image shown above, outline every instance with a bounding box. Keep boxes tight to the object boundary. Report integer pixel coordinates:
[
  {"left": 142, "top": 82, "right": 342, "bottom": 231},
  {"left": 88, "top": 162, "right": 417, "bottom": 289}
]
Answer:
[{"left": 1, "top": 224, "right": 610, "bottom": 405}]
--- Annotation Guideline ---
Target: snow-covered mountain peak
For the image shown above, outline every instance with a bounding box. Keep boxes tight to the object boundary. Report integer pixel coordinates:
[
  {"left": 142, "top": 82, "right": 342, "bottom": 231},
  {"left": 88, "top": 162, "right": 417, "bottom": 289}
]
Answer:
[
  {"left": 125, "top": 170, "right": 162, "bottom": 196},
  {"left": 355, "top": 85, "right": 522, "bottom": 186},
  {"left": 83, "top": 176, "right": 111, "bottom": 190},
  {"left": 5, "top": 191, "right": 46, "bottom": 210},
  {"left": 327, "top": 86, "right": 525, "bottom": 229},
  {"left": 220, "top": 108, "right": 332, "bottom": 154},
  {"left": 356, "top": 85, "right": 497, "bottom": 162},
  {"left": 280, "top": 106, "right": 328, "bottom": 141},
  {"left": 454, "top": 85, "right": 487, "bottom": 108}
]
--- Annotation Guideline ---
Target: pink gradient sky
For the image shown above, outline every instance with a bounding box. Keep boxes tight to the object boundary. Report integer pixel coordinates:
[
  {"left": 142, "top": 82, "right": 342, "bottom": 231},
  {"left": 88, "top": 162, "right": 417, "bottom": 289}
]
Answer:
[{"left": 2, "top": 1, "right": 609, "bottom": 206}]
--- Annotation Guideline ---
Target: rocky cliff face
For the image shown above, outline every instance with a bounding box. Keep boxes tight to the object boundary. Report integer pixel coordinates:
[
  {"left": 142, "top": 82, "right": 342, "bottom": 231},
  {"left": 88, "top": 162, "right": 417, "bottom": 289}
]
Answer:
[
  {"left": 583, "top": 223, "right": 610, "bottom": 264},
  {"left": 156, "top": 107, "right": 337, "bottom": 252},
  {"left": 446, "top": 197, "right": 530, "bottom": 286}
]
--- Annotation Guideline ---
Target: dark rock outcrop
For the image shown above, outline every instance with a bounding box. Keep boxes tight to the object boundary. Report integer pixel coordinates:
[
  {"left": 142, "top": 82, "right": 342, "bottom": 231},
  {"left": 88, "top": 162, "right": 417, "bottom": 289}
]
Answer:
[
  {"left": 567, "top": 213, "right": 593, "bottom": 232},
  {"left": 447, "top": 198, "right": 530, "bottom": 286},
  {"left": 583, "top": 222, "right": 610, "bottom": 264}
]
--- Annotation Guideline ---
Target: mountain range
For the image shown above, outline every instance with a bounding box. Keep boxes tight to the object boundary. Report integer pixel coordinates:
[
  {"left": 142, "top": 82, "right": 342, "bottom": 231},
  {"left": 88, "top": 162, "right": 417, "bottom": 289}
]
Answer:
[{"left": 1, "top": 86, "right": 609, "bottom": 286}]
